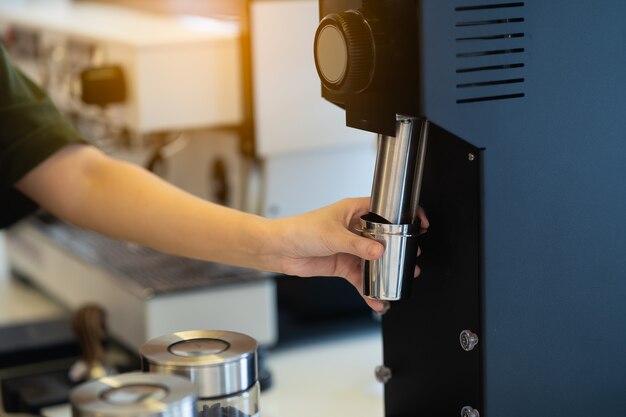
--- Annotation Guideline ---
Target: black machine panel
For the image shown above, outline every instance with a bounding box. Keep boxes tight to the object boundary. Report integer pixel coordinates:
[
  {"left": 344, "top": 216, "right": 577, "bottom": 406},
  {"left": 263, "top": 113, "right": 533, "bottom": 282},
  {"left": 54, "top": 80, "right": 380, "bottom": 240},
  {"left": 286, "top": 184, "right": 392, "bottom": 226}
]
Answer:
[
  {"left": 317, "top": 1, "right": 626, "bottom": 416},
  {"left": 382, "top": 124, "right": 483, "bottom": 417}
]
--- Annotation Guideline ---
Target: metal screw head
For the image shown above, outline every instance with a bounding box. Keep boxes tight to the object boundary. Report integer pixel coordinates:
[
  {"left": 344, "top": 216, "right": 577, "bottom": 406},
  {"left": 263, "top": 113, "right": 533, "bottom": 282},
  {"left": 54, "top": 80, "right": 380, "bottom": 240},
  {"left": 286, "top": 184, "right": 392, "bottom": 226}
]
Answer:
[
  {"left": 461, "top": 406, "right": 480, "bottom": 417},
  {"left": 374, "top": 365, "right": 392, "bottom": 384},
  {"left": 468, "top": 153, "right": 475, "bottom": 161},
  {"left": 460, "top": 330, "right": 479, "bottom": 352}
]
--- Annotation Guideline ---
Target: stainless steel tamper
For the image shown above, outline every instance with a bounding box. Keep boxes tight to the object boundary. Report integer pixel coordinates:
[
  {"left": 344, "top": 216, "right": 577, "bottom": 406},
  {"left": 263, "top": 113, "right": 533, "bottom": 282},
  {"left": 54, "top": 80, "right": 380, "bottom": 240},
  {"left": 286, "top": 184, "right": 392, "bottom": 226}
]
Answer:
[{"left": 362, "top": 116, "right": 429, "bottom": 300}]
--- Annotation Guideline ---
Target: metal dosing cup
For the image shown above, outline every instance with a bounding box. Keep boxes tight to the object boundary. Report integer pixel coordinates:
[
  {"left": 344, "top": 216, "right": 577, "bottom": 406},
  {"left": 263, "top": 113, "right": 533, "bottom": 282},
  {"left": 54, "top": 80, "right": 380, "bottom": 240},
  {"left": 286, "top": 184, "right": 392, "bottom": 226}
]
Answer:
[{"left": 361, "top": 216, "right": 420, "bottom": 301}]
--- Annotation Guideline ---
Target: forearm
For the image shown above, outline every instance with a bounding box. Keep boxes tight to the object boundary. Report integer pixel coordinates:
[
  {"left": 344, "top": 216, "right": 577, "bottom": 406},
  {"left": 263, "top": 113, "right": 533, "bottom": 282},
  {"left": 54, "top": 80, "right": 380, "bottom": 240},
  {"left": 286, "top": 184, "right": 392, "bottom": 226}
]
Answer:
[{"left": 16, "top": 145, "right": 279, "bottom": 271}]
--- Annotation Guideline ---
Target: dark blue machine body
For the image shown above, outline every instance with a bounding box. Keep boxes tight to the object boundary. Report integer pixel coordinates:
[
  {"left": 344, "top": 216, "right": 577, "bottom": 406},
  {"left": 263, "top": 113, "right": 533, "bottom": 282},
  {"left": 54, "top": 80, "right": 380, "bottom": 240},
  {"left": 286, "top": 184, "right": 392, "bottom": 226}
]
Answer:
[
  {"left": 318, "top": 1, "right": 626, "bottom": 416},
  {"left": 422, "top": 2, "right": 626, "bottom": 414}
]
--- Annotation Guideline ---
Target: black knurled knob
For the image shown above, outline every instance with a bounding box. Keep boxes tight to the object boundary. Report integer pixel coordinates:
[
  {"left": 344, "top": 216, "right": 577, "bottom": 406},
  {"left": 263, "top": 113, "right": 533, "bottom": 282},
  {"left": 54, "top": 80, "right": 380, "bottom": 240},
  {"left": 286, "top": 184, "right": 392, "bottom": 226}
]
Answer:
[{"left": 314, "top": 10, "right": 375, "bottom": 93}]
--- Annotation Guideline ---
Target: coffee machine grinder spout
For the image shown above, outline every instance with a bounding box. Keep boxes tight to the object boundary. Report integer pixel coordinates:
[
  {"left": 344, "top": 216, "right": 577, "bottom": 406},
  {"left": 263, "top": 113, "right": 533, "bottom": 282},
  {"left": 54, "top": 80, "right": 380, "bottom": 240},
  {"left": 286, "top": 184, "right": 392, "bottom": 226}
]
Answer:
[
  {"left": 361, "top": 116, "right": 429, "bottom": 300},
  {"left": 313, "top": 4, "right": 428, "bottom": 301}
]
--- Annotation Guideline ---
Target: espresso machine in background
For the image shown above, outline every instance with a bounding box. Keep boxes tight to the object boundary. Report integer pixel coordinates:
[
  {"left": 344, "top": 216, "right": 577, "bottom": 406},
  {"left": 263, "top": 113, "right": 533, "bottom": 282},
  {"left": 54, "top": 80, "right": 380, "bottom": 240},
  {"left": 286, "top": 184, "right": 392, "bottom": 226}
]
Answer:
[
  {"left": 0, "top": 0, "right": 272, "bottom": 354},
  {"left": 0, "top": 0, "right": 377, "bottom": 357},
  {"left": 315, "top": 1, "right": 626, "bottom": 416}
]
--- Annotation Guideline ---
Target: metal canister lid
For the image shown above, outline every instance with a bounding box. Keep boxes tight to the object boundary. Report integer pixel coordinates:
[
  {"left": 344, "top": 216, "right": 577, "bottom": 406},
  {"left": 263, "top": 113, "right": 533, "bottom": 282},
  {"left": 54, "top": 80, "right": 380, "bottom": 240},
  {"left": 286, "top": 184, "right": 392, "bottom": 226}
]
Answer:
[
  {"left": 70, "top": 372, "right": 196, "bottom": 417},
  {"left": 140, "top": 330, "right": 258, "bottom": 399}
]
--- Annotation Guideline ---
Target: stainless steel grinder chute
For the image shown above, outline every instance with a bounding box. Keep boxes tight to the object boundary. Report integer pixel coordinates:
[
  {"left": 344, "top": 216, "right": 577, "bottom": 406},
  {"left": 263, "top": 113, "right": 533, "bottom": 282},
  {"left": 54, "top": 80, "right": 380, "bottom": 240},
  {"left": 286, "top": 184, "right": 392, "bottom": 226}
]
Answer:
[
  {"left": 361, "top": 116, "right": 429, "bottom": 300},
  {"left": 314, "top": 11, "right": 429, "bottom": 301}
]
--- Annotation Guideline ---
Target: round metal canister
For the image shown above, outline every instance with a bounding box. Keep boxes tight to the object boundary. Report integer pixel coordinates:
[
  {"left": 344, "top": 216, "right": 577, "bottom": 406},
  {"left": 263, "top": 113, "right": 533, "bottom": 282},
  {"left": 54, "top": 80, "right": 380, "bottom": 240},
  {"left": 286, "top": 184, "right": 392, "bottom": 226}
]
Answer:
[
  {"left": 70, "top": 372, "right": 196, "bottom": 417},
  {"left": 140, "top": 330, "right": 258, "bottom": 399}
]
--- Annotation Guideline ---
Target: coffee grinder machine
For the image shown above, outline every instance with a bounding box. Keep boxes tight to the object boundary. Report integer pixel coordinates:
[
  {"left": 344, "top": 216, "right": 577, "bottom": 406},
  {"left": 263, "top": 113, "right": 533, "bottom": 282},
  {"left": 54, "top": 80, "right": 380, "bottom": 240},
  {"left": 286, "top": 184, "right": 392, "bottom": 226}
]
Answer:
[{"left": 314, "top": 1, "right": 626, "bottom": 416}]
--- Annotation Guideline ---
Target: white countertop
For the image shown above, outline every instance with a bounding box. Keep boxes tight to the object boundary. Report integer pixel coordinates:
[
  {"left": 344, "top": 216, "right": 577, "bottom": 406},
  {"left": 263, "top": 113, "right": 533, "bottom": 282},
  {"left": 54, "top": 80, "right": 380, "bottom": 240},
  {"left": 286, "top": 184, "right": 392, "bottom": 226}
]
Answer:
[{"left": 262, "top": 329, "right": 384, "bottom": 417}]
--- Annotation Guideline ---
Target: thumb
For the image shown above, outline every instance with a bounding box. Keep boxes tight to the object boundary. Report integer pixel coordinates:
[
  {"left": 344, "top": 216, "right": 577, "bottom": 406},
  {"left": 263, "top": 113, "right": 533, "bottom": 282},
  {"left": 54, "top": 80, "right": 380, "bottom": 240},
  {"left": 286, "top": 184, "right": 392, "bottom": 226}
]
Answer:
[{"left": 341, "top": 232, "right": 384, "bottom": 260}]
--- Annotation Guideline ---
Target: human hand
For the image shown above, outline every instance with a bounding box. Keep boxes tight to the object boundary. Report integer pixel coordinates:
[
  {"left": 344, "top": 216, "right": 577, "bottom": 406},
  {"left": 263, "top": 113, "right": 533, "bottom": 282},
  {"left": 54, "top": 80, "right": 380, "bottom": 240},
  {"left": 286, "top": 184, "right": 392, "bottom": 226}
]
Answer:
[{"left": 265, "top": 197, "right": 429, "bottom": 312}]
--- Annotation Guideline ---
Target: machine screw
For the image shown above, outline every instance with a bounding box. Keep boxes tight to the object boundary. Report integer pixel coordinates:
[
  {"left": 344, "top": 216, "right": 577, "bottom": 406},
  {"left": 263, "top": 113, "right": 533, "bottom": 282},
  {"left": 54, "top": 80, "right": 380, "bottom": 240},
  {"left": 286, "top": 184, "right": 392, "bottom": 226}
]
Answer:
[
  {"left": 374, "top": 365, "right": 392, "bottom": 383},
  {"left": 459, "top": 330, "right": 479, "bottom": 352},
  {"left": 468, "top": 153, "right": 475, "bottom": 161},
  {"left": 461, "top": 406, "right": 480, "bottom": 417}
]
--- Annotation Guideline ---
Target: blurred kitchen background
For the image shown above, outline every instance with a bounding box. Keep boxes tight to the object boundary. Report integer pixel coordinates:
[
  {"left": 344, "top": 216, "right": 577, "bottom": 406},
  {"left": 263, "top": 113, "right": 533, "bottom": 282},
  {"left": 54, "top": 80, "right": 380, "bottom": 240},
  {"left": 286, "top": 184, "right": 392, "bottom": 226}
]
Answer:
[{"left": 0, "top": 0, "right": 383, "bottom": 416}]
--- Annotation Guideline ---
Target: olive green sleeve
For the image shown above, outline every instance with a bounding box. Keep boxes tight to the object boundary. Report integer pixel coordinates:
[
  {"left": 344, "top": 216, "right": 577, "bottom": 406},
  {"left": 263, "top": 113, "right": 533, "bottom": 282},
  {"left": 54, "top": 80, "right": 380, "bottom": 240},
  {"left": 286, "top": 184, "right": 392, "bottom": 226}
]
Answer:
[{"left": 1, "top": 45, "right": 84, "bottom": 227}]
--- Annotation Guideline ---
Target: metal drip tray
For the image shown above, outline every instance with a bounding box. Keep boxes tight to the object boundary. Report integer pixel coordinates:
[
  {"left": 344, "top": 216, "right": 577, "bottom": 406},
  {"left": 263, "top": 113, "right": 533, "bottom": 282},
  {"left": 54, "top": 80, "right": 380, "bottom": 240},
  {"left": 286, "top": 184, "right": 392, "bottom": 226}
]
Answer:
[
  {"left": 7, "top": 214, "right": 277, "bottom": 348},
  {"left": 31, "top": 215, "right": 267, "bottom": 298}
]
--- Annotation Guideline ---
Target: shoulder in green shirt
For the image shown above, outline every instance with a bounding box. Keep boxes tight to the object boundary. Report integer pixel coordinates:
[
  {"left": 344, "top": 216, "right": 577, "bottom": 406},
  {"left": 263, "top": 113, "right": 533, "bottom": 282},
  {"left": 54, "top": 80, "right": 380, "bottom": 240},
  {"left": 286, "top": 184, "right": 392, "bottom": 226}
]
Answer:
[{"left": 1, "top": 45, "right": 83, "bottom": 228}]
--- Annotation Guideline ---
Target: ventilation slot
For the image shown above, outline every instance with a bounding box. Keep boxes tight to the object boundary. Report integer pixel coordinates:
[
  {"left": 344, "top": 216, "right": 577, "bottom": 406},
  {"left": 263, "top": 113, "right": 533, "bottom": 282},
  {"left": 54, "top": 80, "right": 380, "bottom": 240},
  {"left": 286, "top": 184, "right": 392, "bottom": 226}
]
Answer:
[
  {"left": 457, "top": 93, "right": 524, "bottom": 104},
  {"left": 455, "top": 2, "right": 526, "bottom": 104},
  {"left": 456, "top": 2, "right": 524, "bottom": 12},
  {"left": 457, "top": 48, "right": 524, "bottom": 58},
  {"left": 456, "top": 63, "right": 524, "bottom": 73},
  {"left": 456, "top": 33, "right": 524, "bottom": 42},
  {"left": 456, "top": 17, "right": 524, "bottom": 27},
  {"left": 457, "top": 78, "right": 524, "bottom": 88}
]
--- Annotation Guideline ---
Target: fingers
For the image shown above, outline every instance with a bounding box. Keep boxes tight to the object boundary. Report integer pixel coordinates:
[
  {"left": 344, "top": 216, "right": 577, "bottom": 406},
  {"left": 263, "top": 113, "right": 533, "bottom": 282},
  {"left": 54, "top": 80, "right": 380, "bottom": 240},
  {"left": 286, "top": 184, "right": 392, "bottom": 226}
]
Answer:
[
  {"left": 340, "top": 199, "right": 386, "bottom": 260},
  {"left": 339, "top": 254, "right": 385, "bottom": 313},
  {"left": 414, "top": 263, "right": 422, "bottom": 278},
  {"left": 365, "top": 297, "right": 385, "bottom": 313},
  {"left": 340, "top": 251, "right": 422, "bottom": 312},
  {"left": 329, "top": 227, "right": 383, "bottom": 261},
  {"left": 306, "top": 197, "right": 382, "bottom": 260},
  {"left": 353, "top": 235, "right": 384, "bottom": 260},
  {"left": 341, "top": 196, "right": 371, "bottom": 224},
  {"left": 413, "top": 242, "right": 425, "bottom": 277},
  {"left": 417, "top": 206, "right": 430, "bottom": 233},
  {"left": 350, "top": 268, "right": 385, "bottom": 312}
]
